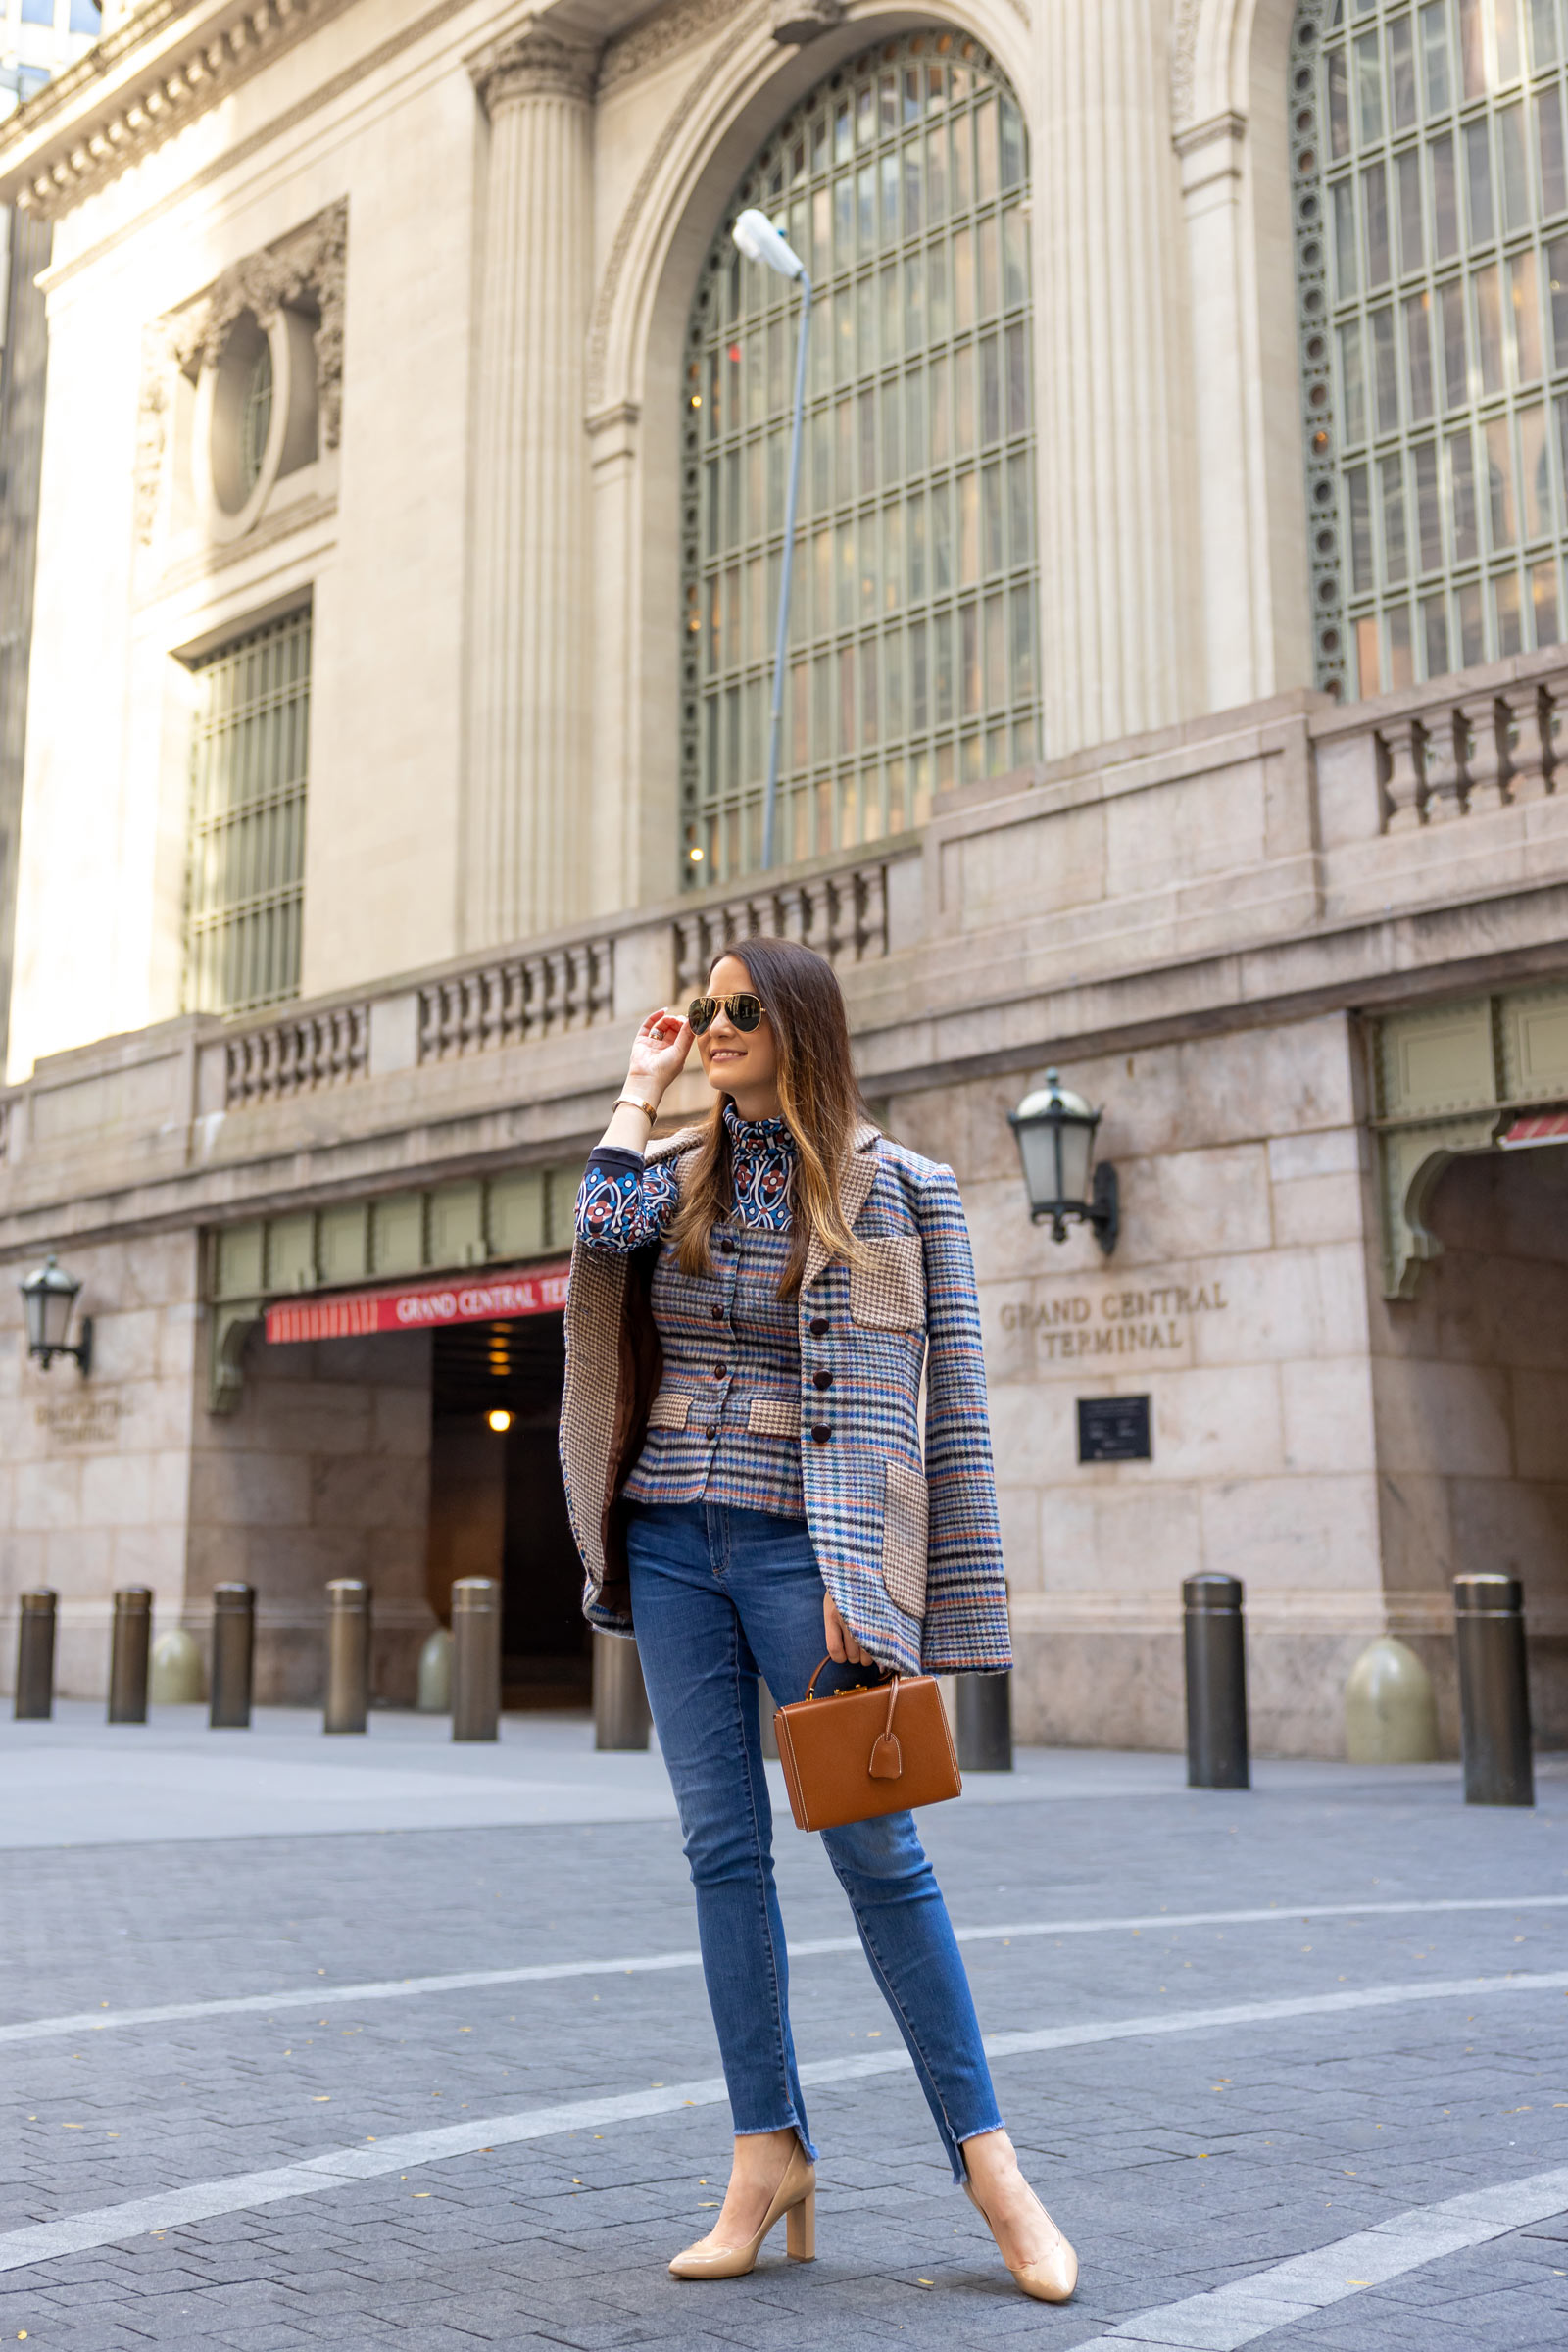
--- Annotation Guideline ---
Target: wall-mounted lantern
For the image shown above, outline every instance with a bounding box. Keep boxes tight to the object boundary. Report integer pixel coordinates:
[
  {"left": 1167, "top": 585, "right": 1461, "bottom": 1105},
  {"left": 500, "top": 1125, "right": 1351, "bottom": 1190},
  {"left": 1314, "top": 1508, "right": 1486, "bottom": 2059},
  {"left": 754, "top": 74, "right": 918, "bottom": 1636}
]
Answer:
[
  {"left": 1008, "top": 1070, "right": 1119, "bottom": 1254},
  {"left": 20, "top": 1255, "right": 92, "bottom": 1374}
]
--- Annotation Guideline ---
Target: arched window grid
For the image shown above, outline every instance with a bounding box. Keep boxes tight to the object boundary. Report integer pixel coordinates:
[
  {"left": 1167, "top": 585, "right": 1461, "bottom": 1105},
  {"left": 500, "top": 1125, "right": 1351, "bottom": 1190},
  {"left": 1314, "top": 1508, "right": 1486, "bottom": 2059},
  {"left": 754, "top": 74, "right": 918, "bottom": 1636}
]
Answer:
[
  {"left": 678, "top": 30, "right": 1037, "bottom": 889},
  {"left": 1294, "top": 0, "right": 1568, "bottom": 702}
]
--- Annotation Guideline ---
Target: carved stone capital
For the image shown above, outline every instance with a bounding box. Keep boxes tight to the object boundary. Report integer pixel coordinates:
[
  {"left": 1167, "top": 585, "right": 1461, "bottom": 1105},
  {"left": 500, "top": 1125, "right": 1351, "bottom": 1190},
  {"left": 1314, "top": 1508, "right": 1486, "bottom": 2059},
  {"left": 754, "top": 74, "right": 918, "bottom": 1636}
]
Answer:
[
  {"left": 470, "top": 26, "right": 597, "bottom": 114},
  {"left": 770, "top": 0, "right": 844, "bottom": 44}
]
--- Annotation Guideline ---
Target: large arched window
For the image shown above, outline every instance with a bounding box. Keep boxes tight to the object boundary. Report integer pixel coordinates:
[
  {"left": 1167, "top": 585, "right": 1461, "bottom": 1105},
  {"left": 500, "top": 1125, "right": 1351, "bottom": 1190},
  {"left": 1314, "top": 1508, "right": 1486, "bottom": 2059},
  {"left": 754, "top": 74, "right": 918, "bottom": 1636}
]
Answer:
[
  {"left": 1295, "top": 0, "right": 1568, "bottom": 699},
  {"left": 679, "top": 30, "right": 1037, "bottom": 885}
]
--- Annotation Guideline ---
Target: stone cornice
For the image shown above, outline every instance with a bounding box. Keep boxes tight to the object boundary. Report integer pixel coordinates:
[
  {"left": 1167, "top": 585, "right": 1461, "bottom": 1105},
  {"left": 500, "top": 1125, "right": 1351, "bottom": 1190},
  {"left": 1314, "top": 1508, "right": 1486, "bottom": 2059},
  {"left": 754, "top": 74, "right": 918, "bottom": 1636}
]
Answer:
[
  {"left": 0, "top": 0, "right": 345, "bottom": 217},
  {"left": 469, "top": 22, "right": 597, "bottom": 109}
]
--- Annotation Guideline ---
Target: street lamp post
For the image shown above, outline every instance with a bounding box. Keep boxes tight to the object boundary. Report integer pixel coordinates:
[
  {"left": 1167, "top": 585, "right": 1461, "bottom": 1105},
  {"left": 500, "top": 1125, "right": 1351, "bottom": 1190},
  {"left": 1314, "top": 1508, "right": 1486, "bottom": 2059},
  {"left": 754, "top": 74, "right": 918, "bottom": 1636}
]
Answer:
[{"left": 731, "top": 207, "right": 812, "bottom": 872}]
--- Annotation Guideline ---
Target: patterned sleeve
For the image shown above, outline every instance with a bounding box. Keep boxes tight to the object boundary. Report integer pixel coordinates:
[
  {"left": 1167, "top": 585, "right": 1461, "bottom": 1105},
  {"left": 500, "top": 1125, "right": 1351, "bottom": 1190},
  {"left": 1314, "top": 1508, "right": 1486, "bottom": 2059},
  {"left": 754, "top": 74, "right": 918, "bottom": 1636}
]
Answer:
[
  {"left": 573, "top": 1149, "right": 681, "bottom": 1251},
  {"left": 913, "top": 1159, "right": 1012, "bottom": 1671}
]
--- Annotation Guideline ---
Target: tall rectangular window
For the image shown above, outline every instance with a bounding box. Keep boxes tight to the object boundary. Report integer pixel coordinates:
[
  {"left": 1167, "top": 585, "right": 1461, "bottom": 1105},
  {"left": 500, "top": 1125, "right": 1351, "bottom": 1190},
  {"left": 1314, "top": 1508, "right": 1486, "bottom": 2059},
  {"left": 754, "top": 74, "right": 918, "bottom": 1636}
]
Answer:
[
  {"left": 183, "top": 608, "right": 311, "bottom": 1015},
  {"left": 1299, "top": 0, "right": 1568, "bottom": 691},
  {"left": 679, "top": 36, "right": 1036, "bottom": 880}
]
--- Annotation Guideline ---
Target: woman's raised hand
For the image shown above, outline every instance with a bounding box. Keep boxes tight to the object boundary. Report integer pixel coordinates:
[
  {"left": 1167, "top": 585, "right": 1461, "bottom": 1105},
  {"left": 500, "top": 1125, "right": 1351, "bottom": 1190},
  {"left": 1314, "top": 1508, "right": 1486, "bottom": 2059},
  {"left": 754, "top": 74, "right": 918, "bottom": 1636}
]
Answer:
[{"left": 627, "top": 1007, "right": 694, "bottom": 1100}]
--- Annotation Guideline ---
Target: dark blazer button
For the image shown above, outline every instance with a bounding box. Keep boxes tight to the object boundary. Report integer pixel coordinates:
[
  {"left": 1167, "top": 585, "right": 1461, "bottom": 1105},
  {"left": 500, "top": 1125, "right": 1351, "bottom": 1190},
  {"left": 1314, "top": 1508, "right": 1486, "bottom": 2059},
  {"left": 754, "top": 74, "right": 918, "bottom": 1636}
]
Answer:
[
  {"left": 812, "top": 1369, "right": 832, "bottom": 1390},
  {"left": 706, "top": 1425, "right": 718, "bottom": 1439},
  {"left": 811, "top": 1424, "right": 832, "bottom": 1444},
  {"left": 713, "top": 1362, "right": 727, "bottom": 1378},
  {"left": 710, "top": 1304, "right": 725, "bottom": 1321},
  {"left": 808, "top": 1316, "right": 829, "bottom": 1336}
]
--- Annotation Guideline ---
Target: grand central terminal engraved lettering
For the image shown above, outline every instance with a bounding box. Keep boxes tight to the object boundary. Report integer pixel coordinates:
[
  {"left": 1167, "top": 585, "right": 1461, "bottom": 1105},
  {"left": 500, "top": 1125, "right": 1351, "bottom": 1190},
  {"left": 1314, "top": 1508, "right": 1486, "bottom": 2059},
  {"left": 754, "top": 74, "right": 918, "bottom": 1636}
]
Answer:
[
  {"left": 35, "top": 1396, "right": 127, "bottom": 1446},
  {"left": 999, "top": 1280, "right": 1229, "bottom": 1363}
]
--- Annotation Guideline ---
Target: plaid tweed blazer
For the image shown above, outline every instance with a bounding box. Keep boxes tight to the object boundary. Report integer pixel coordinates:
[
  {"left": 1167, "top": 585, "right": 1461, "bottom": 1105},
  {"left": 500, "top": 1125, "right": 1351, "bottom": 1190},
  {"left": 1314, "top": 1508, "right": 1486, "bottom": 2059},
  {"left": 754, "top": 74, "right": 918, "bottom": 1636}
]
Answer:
[{"left": 560, "top": 1120, "right": 1012, "bottom": 1677}]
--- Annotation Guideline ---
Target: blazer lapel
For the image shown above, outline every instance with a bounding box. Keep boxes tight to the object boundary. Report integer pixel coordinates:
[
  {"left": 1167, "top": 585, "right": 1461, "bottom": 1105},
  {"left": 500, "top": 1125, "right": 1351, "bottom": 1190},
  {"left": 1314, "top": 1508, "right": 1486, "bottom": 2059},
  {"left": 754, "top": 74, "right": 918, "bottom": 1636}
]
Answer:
[{"left": 803, "top": 1120, "right": 881, "bottom": 1291}]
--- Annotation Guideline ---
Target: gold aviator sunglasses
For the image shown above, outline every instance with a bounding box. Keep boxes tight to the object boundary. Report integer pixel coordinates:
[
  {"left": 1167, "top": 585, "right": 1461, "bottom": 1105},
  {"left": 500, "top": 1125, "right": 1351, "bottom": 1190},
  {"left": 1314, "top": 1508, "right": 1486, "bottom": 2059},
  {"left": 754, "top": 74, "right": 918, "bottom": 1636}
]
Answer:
[{"left": 687, "top": 993, "right": 767, "bottom": 1036}]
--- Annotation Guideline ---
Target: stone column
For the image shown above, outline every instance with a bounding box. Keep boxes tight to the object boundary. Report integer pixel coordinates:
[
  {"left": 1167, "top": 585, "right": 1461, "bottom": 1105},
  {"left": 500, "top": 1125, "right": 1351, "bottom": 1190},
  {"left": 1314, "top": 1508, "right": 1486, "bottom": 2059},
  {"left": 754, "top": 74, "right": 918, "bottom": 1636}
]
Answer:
[
  {"left": 465, "top": 28, "right": 596, "bottom": 950},
  {"left": 1032, "top": 0, "right": 1203, "bottom": 754},
  {"left": 1178, "top": 113, "right": 1266, "bottom": 711}
]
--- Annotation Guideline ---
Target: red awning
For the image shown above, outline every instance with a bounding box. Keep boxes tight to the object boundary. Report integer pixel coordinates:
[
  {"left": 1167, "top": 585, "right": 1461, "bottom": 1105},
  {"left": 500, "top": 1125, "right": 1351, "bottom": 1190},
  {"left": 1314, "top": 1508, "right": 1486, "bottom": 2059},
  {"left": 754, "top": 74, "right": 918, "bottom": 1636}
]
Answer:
[
  {"left": 265, "top": 1261, "right": 569, "bottom": 1345},
  {"left": 1500, "top": 1111, "right": 1568, "bottom": 1149}
]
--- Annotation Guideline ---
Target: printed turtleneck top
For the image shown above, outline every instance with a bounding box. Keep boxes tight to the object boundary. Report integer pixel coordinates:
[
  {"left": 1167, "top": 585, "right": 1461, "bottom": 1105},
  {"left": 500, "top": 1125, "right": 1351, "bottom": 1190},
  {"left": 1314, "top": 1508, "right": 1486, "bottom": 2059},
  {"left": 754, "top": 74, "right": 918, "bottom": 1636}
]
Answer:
[{"left": 574, "top": 1102, "right": 806, "bottom": 1515}]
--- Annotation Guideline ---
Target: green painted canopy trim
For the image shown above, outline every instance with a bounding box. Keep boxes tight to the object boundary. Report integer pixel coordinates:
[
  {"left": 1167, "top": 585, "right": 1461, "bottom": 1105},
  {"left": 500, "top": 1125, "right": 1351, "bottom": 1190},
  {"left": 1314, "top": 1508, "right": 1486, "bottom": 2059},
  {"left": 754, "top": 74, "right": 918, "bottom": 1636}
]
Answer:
[
  {"left": 203, "top": 1160, "right": 582, "bottom": 1412},
  {"left": 1372, "top": 979, "right": 1568, "bottom": 1298}
]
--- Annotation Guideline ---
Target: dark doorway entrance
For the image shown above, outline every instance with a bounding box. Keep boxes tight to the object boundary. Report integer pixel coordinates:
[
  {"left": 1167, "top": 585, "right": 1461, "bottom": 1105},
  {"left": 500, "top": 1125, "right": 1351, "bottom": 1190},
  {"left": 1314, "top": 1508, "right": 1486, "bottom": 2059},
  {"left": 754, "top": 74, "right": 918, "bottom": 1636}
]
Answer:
[{"left": 428, "top": 1312, "right": 590, "bottom": 1709}]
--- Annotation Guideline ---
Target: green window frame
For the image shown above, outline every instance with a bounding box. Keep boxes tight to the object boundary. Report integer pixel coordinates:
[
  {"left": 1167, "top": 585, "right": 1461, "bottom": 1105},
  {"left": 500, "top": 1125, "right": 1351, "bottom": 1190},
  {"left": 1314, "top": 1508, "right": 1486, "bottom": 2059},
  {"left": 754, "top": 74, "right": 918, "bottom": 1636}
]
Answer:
[
  {"left": 183, "top": 606, "right": 312, "bottom": 1015},
  {"left": 678, "top": 29, "right": 1038, "bottom": 887},
  {"left": 1296, "top": 0, "right": 1568, "bottom": 697}
]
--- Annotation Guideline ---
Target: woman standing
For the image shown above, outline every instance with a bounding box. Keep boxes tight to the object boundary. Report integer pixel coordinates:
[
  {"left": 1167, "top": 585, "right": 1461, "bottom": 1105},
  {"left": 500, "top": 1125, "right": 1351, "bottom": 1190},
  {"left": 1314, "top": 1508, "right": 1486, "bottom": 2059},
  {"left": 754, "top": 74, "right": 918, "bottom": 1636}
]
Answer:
[{"left": 560, "top": 936, "right": 1075, "bottom": 2303}]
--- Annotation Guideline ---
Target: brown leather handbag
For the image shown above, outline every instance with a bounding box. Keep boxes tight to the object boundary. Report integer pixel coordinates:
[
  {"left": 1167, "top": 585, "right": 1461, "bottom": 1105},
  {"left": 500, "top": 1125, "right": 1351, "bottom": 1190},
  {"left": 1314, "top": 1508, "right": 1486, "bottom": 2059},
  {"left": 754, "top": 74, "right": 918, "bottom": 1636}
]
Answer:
[{"left": 773, "top": 1656, "right": 962, "bottom": 1833}]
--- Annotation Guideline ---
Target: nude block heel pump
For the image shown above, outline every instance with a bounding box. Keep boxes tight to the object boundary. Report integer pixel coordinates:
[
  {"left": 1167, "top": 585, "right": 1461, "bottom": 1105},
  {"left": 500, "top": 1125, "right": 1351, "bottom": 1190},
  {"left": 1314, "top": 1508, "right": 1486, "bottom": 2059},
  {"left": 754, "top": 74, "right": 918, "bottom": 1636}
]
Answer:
[
  {"left": 785, "top": 2186, "right": 815, "bottom": 2262},
  {"left": 668, "top": 2143, "right": 817, "bottom": 2279}
]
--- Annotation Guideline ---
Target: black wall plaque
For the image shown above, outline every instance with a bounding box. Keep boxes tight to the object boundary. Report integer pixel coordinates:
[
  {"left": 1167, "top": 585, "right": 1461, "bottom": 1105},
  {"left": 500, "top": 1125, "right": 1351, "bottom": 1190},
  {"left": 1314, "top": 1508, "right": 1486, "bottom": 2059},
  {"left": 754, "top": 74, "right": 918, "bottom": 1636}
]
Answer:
[{"left": 1077, "top": 1395, "right": 1152, "bottom": 1463}]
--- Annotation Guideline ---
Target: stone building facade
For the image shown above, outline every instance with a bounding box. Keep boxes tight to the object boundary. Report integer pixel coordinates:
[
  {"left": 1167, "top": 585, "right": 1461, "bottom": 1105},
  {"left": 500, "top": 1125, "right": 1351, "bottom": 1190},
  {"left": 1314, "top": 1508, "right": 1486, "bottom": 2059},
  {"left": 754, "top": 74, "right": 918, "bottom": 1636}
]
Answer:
[{"left": 0, "top": 0, "right": 1562, "bottom": 1752}]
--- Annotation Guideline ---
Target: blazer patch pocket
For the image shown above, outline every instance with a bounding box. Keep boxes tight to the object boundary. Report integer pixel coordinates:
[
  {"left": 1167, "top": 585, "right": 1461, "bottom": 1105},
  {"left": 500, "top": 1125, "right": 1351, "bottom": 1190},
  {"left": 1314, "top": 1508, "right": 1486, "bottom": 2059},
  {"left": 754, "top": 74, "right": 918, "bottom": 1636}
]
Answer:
[
  {"left": 748, "top": 1395, "right": 801, "bottom": 1437},
  {"left": 646, "top": 1390, "right": 694, "bottom": 1431},
  {"left": 849, "top": 1234, "right": 925, "bottom": 1331},
  {"left": 881, "top": 1456, "right": 929, "bottom": 1620}
]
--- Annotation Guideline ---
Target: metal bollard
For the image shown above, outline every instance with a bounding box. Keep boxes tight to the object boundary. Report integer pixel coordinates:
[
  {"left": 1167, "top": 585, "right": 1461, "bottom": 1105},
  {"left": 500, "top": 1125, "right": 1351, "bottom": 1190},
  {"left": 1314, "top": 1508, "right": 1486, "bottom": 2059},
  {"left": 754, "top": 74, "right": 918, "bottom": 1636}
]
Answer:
[
  {"left": 956, "top": 1672, "right": 1013, "bottom": 1771},
  {"left": 594, "top": 1630, "right": 650, "bottom": 1751},
  {"left": 451, "top": 1577, "right": 501, "bottom": 1742},
  {"left": 1454, "top": 1574, "right": 1534, "bottom": 1807},
  {"left": 1183, "top": 1572, "right": 1250, "bottom": 1790},
  {"left": 14, "top": 1590, "right": 58, "bottom": 1721},
  {"left": 209, "top": 1583, "right": 255, "bottom": 1729},
  {"left": 108, "top": 1588, "right": 152, "bottom": 1724},
  {"left": 323, "top": 1580, "right": 371, "bottom": 1736}
]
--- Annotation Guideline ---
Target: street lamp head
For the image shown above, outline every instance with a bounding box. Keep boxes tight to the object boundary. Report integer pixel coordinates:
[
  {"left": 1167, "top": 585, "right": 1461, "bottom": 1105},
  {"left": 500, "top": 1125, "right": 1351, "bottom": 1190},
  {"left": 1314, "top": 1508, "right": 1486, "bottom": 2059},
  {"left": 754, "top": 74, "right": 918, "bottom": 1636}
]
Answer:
[
  {"left": 732, "top": 207, "right": 806, "bottom": 280},
  {"left": 1008, "top": 1069, "right": 1119, "bottom": 1254},
  {"left": 19, "top": 1253, "right": 91, "bottom": 1373}
]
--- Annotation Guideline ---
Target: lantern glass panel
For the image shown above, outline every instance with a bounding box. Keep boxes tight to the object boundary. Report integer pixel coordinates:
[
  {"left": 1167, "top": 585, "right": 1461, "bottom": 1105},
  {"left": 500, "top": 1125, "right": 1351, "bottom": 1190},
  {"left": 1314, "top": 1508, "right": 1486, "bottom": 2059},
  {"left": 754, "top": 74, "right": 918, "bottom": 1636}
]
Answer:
[
  {"left": 1014, "top": 1116, "right": 1060, "bottom": 1210},
  {"left": 37, "top": 1286, "right": 74, "bottom": 1352},
  {"left": 1055, "top": 1115, "right": 1094, "bottom": 1206}
]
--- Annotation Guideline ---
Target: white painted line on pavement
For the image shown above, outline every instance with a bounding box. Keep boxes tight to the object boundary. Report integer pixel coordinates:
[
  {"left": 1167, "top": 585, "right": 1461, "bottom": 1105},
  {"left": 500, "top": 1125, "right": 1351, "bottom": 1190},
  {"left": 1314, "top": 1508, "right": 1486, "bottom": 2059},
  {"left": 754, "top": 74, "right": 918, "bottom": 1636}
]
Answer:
[
  {"left": 2, "top": 1966, "right": 1566, "bottom": 2276},
  {"left": 4, "top": 1891, "right": 1563, "bottom": 2047},
  {"left": 1073, "top": 2164, "right": 1568, "bottom": 2348}
]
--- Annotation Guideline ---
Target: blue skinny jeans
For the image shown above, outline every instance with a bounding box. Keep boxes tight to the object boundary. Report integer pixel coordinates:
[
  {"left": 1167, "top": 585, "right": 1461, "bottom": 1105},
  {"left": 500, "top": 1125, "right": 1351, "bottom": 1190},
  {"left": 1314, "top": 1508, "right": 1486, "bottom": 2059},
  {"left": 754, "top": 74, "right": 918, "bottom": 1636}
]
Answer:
[{"left": 625, "top": 1499, "right": 1004, "bottom": 2180}]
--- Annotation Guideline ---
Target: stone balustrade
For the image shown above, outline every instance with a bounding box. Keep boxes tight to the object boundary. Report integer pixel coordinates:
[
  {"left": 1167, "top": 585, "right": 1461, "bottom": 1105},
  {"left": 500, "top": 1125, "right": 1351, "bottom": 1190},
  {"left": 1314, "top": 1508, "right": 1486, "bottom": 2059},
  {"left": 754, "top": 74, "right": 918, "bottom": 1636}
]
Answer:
[
  {"left": 417, "top": 938, "right": 615, "bottom": 1065},
  {"left": 1312, "top": 641, "right": 1568, "bottom": 834},
  {"left": 671, "top": 863, "right": 892, "bottom": 994},
  {"left": 224, "top": 1004, "right": 370, "bottom": 1107},
  {"left": 2, "top": 662, "right": 1566, "bottom": 1259},
  {"left": 208, "top": 860, "right": 898, "bottom": 1111},
  {"left": 1373, "top": 676, "right": 1556, "bottom": 832}
]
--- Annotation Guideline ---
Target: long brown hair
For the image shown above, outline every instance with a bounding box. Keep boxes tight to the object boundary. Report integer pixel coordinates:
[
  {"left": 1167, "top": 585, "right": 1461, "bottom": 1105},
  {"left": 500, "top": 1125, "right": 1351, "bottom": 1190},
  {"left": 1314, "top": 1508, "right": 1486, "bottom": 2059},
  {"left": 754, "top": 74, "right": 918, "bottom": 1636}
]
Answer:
[{"left": 670, "top": 937, "right": 872, "bottom": 1298}]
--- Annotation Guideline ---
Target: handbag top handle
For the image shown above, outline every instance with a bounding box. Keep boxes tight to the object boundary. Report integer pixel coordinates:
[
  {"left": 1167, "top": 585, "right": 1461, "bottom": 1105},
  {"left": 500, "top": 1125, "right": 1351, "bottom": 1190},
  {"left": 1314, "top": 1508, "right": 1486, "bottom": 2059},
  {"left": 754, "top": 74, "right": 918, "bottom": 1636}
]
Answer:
[{"left": 802, "top": 1652, "right": 893, "bottom": 1700}]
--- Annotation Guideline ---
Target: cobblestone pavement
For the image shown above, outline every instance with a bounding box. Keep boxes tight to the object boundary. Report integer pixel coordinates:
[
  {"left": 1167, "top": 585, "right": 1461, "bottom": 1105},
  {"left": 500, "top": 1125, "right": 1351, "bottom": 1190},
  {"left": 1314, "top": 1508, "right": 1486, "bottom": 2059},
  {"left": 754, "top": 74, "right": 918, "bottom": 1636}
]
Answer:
[{"left": 1, "top": 1711, "right": 1566, "bottom": 2350}]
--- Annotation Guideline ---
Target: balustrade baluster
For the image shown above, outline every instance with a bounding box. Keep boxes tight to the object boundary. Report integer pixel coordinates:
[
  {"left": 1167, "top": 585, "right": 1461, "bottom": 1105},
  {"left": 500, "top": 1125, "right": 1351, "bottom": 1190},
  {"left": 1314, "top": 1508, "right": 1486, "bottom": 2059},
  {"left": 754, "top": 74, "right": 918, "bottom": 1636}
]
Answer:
[
  {"left": 1458, "top": 696, "right": 1506, "bottom": 815},
  {"left": 862, "top": 863, "right": 889, "bottom": 956},
  {"left": 1500, "top": 683, "right": 1550, "bottom": 803},
  {"left": 1380, "top": 719, "right": 1427, "bottom": 831}
]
